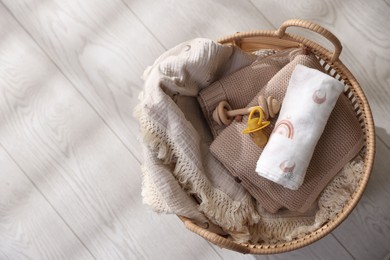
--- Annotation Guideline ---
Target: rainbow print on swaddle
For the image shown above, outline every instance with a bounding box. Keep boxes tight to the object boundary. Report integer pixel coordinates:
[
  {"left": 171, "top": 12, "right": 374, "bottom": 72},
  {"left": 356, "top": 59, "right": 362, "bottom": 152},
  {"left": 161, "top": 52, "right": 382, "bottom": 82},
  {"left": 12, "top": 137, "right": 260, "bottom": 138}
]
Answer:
[
  {"left": 273, "top": 119, "right": 294, "bottom": 139},
  {"left": 256, "top": 65, "right": 344, "bottom": 190}
]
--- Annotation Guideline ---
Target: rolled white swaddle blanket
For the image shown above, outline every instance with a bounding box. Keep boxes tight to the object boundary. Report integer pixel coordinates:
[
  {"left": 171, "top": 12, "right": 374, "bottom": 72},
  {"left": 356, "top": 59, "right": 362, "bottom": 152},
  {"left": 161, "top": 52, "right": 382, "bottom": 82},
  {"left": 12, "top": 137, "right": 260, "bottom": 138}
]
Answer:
[{"left": 256, "top": 64, "right": 344, "bottom": 190}]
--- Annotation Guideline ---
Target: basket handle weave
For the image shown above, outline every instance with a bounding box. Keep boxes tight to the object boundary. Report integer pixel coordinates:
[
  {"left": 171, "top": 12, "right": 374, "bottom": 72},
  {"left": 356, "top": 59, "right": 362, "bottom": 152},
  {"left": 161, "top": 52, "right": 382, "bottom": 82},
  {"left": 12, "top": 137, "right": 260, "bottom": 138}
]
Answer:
[{"left": 276, "top": 19, "right": 342, "bottom": 62}]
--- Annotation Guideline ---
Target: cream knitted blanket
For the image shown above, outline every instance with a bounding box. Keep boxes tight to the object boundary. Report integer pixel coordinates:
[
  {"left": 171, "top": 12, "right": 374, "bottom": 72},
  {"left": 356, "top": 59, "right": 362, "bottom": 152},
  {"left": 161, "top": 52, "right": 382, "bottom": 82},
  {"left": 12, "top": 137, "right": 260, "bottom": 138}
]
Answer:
[{"left": 135, "top": 38, "right": 260, "bottom": 236}]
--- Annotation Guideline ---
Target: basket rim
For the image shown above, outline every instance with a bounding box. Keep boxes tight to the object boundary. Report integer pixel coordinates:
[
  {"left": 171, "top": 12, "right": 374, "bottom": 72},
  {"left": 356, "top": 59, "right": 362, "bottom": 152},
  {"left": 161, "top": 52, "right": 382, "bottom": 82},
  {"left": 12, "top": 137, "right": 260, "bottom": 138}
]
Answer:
[{"left": 179, "top": 19, "right": 376, "bottom": 254}]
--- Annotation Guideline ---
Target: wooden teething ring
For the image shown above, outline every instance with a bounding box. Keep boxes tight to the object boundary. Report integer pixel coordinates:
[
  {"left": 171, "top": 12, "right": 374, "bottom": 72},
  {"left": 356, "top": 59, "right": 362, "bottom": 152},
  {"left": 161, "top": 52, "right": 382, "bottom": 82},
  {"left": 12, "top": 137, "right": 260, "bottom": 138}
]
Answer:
[
  {"left": 212, "top": 101, "right": 231, "bottom": 125},
  {"left": 212, "top": 96, "right": 281, "bottom": 126}
]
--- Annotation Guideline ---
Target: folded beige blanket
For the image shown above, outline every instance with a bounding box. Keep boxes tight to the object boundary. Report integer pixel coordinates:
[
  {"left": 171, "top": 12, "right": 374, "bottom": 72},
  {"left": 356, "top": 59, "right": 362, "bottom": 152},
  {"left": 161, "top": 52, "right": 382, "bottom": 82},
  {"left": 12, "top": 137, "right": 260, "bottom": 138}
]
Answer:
[
  {"left": 210, "top": 53, "right": 364, "bottom": 213},
  {"left": 198, "top": 48, "right": 305, "bottom": 137},
  {"left": 135, "top": 38, "right": 261, "bottom": 237}
]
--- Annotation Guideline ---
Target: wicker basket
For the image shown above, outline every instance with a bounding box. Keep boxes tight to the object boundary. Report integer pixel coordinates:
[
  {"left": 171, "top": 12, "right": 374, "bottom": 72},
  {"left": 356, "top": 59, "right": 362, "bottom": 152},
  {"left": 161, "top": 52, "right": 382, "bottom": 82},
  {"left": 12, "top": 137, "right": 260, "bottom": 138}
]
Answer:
[{"left": 178, "top": 19, "right": 376, "bottom": 254}]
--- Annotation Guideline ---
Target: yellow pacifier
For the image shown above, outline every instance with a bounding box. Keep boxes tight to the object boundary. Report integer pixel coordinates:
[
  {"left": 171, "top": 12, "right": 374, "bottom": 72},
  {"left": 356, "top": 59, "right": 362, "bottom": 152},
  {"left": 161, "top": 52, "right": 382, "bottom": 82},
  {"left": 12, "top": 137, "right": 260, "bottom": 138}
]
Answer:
[{"left": 242, "top": 106, "right": 270, "bottom": 148}]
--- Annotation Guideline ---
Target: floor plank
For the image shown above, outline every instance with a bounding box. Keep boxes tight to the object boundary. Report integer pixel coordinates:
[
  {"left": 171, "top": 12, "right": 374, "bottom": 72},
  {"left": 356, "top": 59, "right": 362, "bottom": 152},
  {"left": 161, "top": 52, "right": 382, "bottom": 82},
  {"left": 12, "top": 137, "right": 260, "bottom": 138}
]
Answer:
[
  {"left": 0, "top": 146, "right": 94, "bottom": 260},
  {"left": 2, "top": 0, "right": 167, "bottom": 162},
  {"left": 123, "top": 0, "right": 273, "bottom": 49},
  {"left": 0, "top": 4, "right": 221, "bottom": 259}
]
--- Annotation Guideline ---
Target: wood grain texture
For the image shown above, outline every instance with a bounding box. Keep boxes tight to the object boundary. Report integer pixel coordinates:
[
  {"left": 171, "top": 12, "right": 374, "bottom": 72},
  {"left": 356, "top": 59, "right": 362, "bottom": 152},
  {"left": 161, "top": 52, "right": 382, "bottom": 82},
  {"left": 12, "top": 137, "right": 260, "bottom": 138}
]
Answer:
[
  {"left": 2, "top": 0, "right": 167, "bottom": 162},
  {"left": 123, "top": 0, "right": 273, "bottom": 49},
  {"left": 249, "top": 0, "right": 390, "bottom": 146},
  {"left": 0, "top": 0, "right": 388, "bottom": 259},
  {"left": 0, "top": 146, "right": 94, "bottom": 260},
  {"left": 0, "top": 4, "right": 221, "bottom": 259}
]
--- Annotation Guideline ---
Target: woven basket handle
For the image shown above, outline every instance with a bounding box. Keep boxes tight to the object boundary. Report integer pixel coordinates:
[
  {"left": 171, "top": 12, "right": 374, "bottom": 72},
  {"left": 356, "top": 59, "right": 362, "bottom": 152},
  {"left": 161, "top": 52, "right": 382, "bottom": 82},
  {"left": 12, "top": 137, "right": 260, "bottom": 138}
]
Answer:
[{"left": 276, "top": 19, "right": 342, "bottom": 62}]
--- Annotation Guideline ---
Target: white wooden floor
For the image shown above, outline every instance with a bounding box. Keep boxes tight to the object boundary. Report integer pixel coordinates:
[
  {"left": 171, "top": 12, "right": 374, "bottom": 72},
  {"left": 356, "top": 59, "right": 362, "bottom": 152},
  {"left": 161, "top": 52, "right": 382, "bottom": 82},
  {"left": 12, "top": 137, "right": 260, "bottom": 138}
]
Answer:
[{"left": 0, "top": 0, "right": 389, "bottom": 259}]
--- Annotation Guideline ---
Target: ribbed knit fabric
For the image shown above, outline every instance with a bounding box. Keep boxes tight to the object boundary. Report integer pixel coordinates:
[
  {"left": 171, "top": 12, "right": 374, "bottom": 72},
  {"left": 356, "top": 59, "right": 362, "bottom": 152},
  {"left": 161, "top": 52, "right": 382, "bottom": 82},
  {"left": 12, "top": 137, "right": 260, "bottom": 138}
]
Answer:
[
  {"left": 198, "top": 48, "right": 305, "bottom": 137},
  {"left": 210, "top": 53, "right": 364, "bottom": 213}
]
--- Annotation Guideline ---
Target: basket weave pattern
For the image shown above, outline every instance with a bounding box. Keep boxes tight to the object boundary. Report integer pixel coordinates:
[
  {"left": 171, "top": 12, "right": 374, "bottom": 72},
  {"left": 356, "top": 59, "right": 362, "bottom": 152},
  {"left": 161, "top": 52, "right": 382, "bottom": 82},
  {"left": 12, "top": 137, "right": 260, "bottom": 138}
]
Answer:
[{"left": 179, "top": 19, "right": 376, "bottom": 254}]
